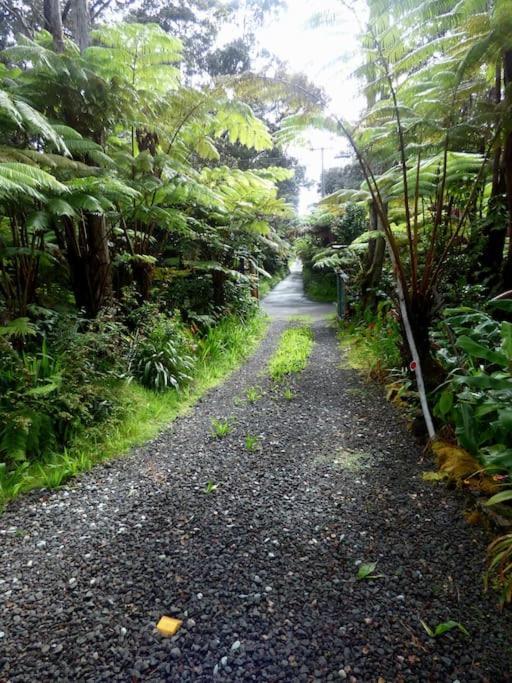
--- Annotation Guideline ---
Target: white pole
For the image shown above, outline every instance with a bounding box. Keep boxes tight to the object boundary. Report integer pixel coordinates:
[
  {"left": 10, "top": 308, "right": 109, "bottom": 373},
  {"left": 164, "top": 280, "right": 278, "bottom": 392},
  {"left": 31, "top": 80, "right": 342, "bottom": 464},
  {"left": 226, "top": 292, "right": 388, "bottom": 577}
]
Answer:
[{"left": 389, "top": 251, "right": 436, "bottom": 440}]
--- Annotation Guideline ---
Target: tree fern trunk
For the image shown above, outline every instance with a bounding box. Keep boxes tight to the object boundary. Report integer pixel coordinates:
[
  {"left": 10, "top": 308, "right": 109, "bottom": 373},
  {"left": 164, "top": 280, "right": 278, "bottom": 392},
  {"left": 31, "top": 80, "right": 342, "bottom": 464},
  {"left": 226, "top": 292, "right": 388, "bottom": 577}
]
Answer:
[
  {"left": 133, "top": 260, "right": 154, "bottom": 302},
  {"left": 361, "top": 201, "right": 385, "bottom": 312},
  {"left": 43, "top": 0, "right": 65, "bottom": 52},
  {"left": 502, "top": 50, "right": 512, "bottom": 289},
  {"left": 212, "top": 269, "right": 226, "bottom": 308},
  {"left": 480, "top": 61, "right": 507, "bottom": 285},
  {"left": 84, "top": 213, "right": 112, "bottom": 316}
]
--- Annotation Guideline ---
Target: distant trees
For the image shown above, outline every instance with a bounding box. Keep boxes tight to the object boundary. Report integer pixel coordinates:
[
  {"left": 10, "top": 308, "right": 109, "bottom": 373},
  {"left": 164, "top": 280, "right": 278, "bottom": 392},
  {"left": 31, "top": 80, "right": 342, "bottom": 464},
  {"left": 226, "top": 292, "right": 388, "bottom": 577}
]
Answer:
[{"left": 320, "top": 164, "right": 364, "bottom": 196}]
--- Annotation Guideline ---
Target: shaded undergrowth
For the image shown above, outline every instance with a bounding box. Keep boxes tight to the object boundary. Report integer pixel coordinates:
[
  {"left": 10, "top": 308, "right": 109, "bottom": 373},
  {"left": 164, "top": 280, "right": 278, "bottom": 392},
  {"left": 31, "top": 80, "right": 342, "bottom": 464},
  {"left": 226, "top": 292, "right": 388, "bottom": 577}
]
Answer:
[{"left": 0, "top": 314, "right": 268, "bottom": 508}]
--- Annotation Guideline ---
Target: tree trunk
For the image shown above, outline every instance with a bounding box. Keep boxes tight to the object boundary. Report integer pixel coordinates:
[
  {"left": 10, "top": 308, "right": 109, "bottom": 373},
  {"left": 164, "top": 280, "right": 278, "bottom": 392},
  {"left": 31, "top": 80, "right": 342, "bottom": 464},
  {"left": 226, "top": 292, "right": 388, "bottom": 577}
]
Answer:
[
  {"left": 60, "top": 217, "right": 93, "bottom": 313},
  {"left": 405, "top": 291, "right": 445, "bottom": 389},
  {"left": 133, "top": 259, "right": 155, "bottom": 302},
  {"left": 502, "top": 49, "right": 512, "bottom": 289},
  {"left": 44, "top": 0, "right": 65, "bottom": 52},
  {"left": 73, "top": 0, "right": 90, "bottom": 52},
  {"left": 212, "top": 269, "right": 226, "bottom": 308},
  {"left": 361, "top": 201, "right": 386, "bottom": 312},
  {"left": 85, "top": 213, "right": 112, "bottom": 316},
  {"left": 478, "top": 62, "right": 507, "bottom": 285},
  {"left": 62, "top": 215, "right": 112, "bottom": 317},
  {"left": 480, "top": 149, "right": 507, "bottom": 283}
]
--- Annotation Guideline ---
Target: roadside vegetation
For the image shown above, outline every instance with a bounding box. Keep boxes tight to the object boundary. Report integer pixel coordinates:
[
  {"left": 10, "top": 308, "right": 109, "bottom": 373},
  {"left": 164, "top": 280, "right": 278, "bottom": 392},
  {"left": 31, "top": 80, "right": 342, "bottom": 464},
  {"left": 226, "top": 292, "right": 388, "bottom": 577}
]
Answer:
[
  {"left": 291, "top": 0, "right": 512, "bottom": 603},
  {"left": 0, "top": 314, "right": 267, "bottom": 506},
  {"left": 0, "top": 1, "right": 322, "bottom": 504},
  {"left": 268, "top": 322, "right": 314, "bottom": 380}
]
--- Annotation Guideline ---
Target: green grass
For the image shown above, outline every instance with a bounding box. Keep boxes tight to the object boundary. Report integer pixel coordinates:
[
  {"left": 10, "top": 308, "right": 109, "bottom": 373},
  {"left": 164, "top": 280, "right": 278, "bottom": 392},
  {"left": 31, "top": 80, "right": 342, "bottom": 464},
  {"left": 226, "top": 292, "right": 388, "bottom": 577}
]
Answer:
[
  {"left": 258, "top": 268, "right": 288, "bottom": 298},
  {"left": 245, "top": 385, "right": 263, "bottom": 403},
  {"left": 210, "top": 417, "right": 232, "bottom": 438},
  {"left": 339, "top": 318, "right": 402, "bottom": 375},
  {"left": 302, "top": 265, "right": 337, "bottom": 303},
  {"left": 0, "top": 314, "right": 269, "bottom": 509},
  {"left": 245, "top": 434, "right": 260, "bottom": 451},
  {"left": 268, "top": 322, "right": 314, "bottom": 381},
  {"left": 282, "top": 386, "right": 295, "bottom": 400}
]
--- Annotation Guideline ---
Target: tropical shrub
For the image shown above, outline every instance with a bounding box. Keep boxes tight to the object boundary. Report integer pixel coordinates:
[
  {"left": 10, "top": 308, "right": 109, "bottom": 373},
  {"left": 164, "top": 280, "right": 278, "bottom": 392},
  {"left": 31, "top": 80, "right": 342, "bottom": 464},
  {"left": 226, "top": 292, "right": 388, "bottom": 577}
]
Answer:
[
  {"left": 343, "top": 302, "right": 403, "bottom": 377},
  {"left": 434, "top": 306, "right": 512, "bottom": 474},
  {"left": 130, "top": 314, "right": 196, "bottom": 392},
  {"left": 0, "top": 333, "right": 120, "bottom": 466}
]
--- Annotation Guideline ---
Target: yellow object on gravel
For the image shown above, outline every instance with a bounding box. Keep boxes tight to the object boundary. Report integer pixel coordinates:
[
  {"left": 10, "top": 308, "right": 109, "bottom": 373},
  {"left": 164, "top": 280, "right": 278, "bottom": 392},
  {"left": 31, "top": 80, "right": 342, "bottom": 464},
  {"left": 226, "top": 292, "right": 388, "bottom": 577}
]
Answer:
[{"left": 156, "top": 616, "right": 182, "bottom": 637}]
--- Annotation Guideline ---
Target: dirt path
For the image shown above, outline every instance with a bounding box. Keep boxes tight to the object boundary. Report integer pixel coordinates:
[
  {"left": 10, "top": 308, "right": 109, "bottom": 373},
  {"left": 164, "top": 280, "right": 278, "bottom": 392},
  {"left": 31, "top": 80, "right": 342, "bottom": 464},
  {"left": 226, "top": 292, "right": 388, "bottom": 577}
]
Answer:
[{"left": 1, "top": 280, "right": 512, "bottom": 682}]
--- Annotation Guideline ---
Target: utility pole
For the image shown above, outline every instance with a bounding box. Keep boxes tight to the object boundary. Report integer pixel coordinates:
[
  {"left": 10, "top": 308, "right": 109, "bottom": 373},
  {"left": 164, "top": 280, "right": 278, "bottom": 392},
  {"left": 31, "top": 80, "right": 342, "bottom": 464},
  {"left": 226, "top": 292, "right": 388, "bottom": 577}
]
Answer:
[
  {"left": 310, "top": 146, "right": 327, "bottom": 197},
  {"left": 310, "top": 148, "right": 351, "bottom": 198}
]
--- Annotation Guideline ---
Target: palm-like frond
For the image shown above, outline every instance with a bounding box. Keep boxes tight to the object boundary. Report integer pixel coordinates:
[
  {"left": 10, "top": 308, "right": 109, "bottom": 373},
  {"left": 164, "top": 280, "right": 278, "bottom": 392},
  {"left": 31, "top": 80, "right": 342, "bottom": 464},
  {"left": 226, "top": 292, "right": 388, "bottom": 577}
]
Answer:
[{"left": 0, "top": 162, "right": 68, "bottom": 201}]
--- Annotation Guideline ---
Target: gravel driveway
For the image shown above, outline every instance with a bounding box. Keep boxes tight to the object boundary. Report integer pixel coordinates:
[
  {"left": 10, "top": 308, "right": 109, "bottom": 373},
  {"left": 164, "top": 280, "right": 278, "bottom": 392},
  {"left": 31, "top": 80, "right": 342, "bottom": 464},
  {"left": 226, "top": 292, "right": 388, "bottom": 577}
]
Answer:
[{"left": 1, "top": 316, "right": 512, "bottom": 682}]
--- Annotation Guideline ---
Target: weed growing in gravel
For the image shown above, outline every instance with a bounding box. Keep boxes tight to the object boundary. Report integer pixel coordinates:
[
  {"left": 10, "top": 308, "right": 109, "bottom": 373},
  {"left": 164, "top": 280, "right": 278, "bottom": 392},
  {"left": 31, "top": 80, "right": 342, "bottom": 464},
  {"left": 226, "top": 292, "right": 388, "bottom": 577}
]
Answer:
[
  {"left": 356, "top": 562, "right": 383, "bottom": 580},
  {"left": 268, "top": 324, "right": 314, "bottom": 381},
  {"left": 246, "top": 386, "right": 263, "bottom": 403},
  {"left": 245, "top": 434, "right": 260, "bottom": 451},
  {"left": 210, "top": 418, "right": 232, "bottom": 439},
  {"left": 282, "top": 387, "right": 294, "bottom": 400},
  {"left": 35, "top": 462, "right": 69, "bottom": 489},
  {"left": 204, "top": 481, "right": 219, "bottom": 494},
  {"left": 420, "top": 619, "right": 469, "bottom": 638},
  {"left": 289, "top": 315, "right": 313, "bottom": 324}
]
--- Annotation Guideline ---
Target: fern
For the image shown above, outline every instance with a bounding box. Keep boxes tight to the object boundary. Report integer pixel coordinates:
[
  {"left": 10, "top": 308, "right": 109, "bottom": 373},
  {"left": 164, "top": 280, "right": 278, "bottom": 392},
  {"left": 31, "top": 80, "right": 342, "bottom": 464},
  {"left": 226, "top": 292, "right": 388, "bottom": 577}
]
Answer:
[{"left": 0, "top": 162, "right": 68, "bottom": 200}]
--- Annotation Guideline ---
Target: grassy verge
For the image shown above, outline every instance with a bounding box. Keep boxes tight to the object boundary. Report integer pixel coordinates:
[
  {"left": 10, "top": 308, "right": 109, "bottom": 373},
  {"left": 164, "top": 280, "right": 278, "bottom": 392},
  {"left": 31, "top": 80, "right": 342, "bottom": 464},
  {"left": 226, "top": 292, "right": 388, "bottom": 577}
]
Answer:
[
  {"left": 259, "top": 267, "right": 288, "bottom": 298},
  {"left": 339, "top": 318, "right": 402, "bottom": 377},
  {"left": 0, "top": 314, "right": 268, "bottom": 508},
  {"left": 302, "top": 265, "right": 337, "bottom": 303},
  {"left": 268, "top": 321, "right": 314, "bottom": 381}
]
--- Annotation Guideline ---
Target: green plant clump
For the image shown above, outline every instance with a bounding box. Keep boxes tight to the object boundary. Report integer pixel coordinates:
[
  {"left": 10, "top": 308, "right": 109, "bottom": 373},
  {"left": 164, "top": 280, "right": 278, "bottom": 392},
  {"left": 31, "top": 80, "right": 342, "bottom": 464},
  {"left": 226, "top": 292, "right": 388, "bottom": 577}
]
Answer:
[
  {"left": 433, "top": 304, "right": 512, "bottom": 474},
  {"left": 131, "top": 314, "right": 196, "bottom": 392},
  {"left": 339, "top": 302, "right": 403, "bottom": 377},
  {"left": 268, "top": 323, "right": 314, "bottom": 381},
  {"left": 210, "top": 417, "right": 232, "bottom": 439},
  {"left": 245, "top": 434, "right": 260, "bottom": 451}
]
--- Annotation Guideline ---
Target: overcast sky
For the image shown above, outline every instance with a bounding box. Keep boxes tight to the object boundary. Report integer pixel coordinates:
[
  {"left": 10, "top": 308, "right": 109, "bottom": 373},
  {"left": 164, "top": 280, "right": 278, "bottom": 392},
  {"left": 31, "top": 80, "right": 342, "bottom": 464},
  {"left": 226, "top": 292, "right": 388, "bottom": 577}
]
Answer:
[{"left": 221, "top": 0, "right": 366, "bottom": 213}]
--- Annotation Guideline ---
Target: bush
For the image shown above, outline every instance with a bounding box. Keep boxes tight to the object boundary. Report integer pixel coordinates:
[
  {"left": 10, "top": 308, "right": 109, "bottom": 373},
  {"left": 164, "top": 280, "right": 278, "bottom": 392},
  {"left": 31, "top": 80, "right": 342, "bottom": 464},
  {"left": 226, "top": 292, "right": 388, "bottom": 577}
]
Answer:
[
  {"left": 130, "top": 313, "right": 196, "bottom": 392},
  {"left": 342, "top": 302, "right": 403, "bottom": 376},
  {"left": 433, "top": 305, "right": 512, "bottom": 474},
  {"left": 302, "top": 265, "right": 337, "bottom": 303},
  {"left": 0, "top": 316, "right": 128, "bottom": 467}
]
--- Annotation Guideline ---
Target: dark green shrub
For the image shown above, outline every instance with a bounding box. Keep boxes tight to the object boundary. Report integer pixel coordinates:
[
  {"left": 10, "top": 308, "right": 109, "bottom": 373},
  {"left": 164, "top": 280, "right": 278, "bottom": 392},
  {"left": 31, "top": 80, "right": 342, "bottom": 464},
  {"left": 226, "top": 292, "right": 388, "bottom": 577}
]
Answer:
[
  {"left": 434, "top": 306, "right": 512, "bottom": 473},
  {"left": 223, "top": 281, "right": 259, "bottom": 320},
  {"left": 131, "top": 314, "right": 196, "bottom": 392},
  {"left": 0, "top": 316, "right": 128, "bottom": 467},
  {"left": 302, "top": 264, "right": 337, "bottom": 303}
]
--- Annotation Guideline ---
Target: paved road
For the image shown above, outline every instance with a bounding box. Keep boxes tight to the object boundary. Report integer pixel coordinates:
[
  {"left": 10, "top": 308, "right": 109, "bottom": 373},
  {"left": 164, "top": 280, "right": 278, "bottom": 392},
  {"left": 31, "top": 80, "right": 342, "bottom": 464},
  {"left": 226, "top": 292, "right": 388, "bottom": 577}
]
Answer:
[{"left": 261, "top": 261, "right": 335, "bottom": 320}]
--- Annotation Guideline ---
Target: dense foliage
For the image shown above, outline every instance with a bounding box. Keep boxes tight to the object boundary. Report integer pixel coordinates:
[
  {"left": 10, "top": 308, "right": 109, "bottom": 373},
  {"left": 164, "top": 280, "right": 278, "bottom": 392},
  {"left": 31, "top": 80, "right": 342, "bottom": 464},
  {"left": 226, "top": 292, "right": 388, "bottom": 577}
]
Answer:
[
  {"left": 0, "top": 3, "right": 319, "bottom": 497},
  {"left": 294, "top": 0, "right": 512, "bottom": 601}
]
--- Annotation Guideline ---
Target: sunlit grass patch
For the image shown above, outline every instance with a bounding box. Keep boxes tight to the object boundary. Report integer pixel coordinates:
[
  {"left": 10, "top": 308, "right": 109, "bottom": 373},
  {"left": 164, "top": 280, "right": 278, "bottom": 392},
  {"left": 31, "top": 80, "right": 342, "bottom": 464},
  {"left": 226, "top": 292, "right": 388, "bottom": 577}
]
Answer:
[{"left": 268, "top": 323, "right": 314, "bottom": 381}]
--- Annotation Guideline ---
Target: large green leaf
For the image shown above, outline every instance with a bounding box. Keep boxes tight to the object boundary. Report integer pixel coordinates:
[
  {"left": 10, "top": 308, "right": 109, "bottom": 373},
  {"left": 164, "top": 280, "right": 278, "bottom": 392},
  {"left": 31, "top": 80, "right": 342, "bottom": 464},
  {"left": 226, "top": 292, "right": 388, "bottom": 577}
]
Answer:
[
  {"left": 502, "top": 322, "right": 512, "bottom": 362},
  {"left": 456, "top": 335, "right": 508, "bottom": 368},
  {"left": 485, "top": 490, "right": 512, "bottom": 507}
]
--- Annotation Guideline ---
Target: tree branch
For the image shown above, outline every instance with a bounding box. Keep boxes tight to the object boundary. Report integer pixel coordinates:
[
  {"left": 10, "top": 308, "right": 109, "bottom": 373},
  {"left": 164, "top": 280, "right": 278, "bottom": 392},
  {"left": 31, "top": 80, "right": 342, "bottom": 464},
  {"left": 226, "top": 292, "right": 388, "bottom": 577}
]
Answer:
[
  {"left": 61, "top": 0, "right": 72, "bottom": 22},
  {"left": 91, "top": 0, "right": 114, "bottom": 20},
  {"left": 0, "top": 0, "right": 34, "bottom": 36}
]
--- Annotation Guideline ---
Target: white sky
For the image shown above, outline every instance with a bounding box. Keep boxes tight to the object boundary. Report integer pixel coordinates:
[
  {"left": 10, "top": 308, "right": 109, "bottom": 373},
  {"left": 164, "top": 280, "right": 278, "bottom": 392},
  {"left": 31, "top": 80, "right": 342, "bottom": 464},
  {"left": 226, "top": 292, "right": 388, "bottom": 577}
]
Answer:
[{"left": 220, "top": 0, "right": 366, "bottom": 214}]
